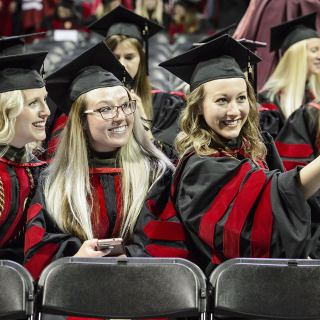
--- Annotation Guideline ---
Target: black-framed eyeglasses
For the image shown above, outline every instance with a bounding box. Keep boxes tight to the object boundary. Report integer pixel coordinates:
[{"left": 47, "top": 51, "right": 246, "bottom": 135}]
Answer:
[{"left": 84, "top": 100, "right": 136, "bottom": 120}]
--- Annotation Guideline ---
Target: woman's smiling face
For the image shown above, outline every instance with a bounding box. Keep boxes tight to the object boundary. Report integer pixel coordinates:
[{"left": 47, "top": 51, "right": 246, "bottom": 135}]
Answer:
[{"left": 202, "top": 77, "right": 250, "bottom": 140}]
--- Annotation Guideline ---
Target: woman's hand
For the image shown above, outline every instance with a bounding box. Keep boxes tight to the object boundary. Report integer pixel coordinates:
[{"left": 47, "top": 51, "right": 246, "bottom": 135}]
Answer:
[{"left": 74, "top": 239, "right": 107, "bottom": 258}]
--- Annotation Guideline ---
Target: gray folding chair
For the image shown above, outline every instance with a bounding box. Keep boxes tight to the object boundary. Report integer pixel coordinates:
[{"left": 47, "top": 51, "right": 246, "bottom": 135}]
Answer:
[
  {"left": 0, "top": 260, "right": 34, "bottom": 319},
  {"left": 36, "top": 257, "right": 207, "bottom": 319},
  {"left": 209, "top": 258, "right": 320, "bottom": 320}
]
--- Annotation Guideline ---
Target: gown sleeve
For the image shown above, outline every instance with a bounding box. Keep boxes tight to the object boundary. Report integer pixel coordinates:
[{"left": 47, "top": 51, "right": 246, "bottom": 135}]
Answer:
[
  {"left": 173, "top": 154, "right": 320, "bottom": 271},
  {"left": 23, "top": 180, "right": 82, "bottom": 280},
  {"left": 127, "top": 169, "right": 189, "bottom": 259},
  {"left": 275, "top": 104, "right": 320, "bottom": 170},
  {"left": 151, "top": 91, "right": 185, "bottom": 146}
]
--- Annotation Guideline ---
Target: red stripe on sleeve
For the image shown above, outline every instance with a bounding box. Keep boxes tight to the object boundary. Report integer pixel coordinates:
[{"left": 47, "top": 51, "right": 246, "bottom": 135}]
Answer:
[
  {"left": 0, "top": 167, "right": 30, "bottom": 246},
  {"left": 275, "top": 141, "right": 313, "bottom": 158},
  {"left": 24, "top": 242, "right": 60, "bottom": 280},
  {"left": 144, "top": 221, "right": 186, "bottom": 241},
  {"left": 250, "top": 180, "right": 273, "bottom": 257},
  {"left": 112, "top": 174, "right": 122, "bottom": 237},
  {"left": 223, "top": 169, "right": 266, "bottom": 258},
  {"left": 283, "top": 160, "right": 308, "bottom": 170},
  {"left": 91, "top": 175, "right": 109, "bottom": 239},
  {"left": 24, "top": 225, "right": 45, "bottom": 253},
  {"left": 145, "top": 244, "right": 189, "bottom": 258},
  {"left": 27, "top": 203, "right": 42, "bottom": 223},
  {"left": 198, "top": 162, "right": 251, "bottom": 253},
  {"left": 159, "top": 200, "right": 177, "bottom": 220}
]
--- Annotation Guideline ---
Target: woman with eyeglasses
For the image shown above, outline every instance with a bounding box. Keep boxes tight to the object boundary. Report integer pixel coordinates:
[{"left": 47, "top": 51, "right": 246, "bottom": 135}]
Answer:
[{"left": 23, "top": 43, "right": 187, "bottom": 281}]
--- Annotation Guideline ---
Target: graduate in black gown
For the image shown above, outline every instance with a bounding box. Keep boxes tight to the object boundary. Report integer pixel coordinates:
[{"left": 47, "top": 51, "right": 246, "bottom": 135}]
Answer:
[
  {"left": 259, "top": 13, "right": 320, "bottom": 139},
  {"left": 275, "top": 100, "right": 320, "bottom": 171},
  {"left": 0, "top": 51, "right": 50, "bottom": 263},
  {"left": 161, "top": 34, "right": 320, "bottom": 273},
  {"left": 23, "top": 42, "right": 188, "bottom": 281}
]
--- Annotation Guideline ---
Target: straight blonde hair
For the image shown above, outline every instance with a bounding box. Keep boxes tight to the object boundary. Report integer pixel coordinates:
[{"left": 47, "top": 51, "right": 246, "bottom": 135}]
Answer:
[
  {"left": 44, "top": 88, "right": 173, "bottom": 241},
  {"left": 262, "top": 39, "right": 320, "bottom": 119}
]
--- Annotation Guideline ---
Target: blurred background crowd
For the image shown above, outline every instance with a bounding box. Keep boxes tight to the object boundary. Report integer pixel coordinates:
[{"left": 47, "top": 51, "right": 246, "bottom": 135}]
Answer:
[{"left": 0, "top": 0, "right": 250, "bottom": 91}]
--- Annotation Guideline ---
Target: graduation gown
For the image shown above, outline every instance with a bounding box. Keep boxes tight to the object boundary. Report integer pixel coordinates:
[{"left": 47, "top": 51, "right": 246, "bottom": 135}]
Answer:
[
  {"left": 172, "top": 145, "right": 320, "bottom": 273},
  {"left": 258, "top": 87, "right": 315, "bottom": 140},
  {"left": 24, "top": 152, "right": 188, "bottom": 281},
  {"left": 258, "top": 90, "right": 285, "bottom": 140},
  {"left": 0, "top": 145, "right": 46, "bottom": 264},
  {"left": 275, "top": 102, "right": 320, "bottom": 170},
  {"left": 151, "top": 89, "right": 185, "bottom": 146}
]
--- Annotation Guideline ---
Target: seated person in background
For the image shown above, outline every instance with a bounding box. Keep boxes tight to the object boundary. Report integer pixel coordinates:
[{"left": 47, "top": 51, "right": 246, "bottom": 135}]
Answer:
[
  {"left": 259, "top": 13, "right": 320, "bottom": 139},
  {"left": 275, "top": 99, "right": 320, "bottom": 171},
  {"left": 0, "top": 51, "right": 50, "bottom": 263},
  {"left": 161, "top": 35, "right": 320, "bottom": 274},
  {"left": 24, "top": 42, "right": 188, "bottom": 281}
]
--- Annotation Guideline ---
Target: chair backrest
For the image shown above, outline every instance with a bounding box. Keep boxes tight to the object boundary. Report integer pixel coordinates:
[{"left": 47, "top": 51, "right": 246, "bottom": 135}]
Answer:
[
  {"left": 0, "top": 260, "right": 34, "bottom": 320},
  {"left": 209, "top": 258, "right": 320, "bottom": 320},
  {"left": 37, "top": 257, "right": 207, "bottom": 319}
]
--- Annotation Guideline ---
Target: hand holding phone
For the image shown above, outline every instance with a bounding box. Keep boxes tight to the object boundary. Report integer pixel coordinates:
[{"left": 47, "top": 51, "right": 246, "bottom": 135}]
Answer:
[{"left": 96, "top": 238, "right": 125, "bottom": 256}]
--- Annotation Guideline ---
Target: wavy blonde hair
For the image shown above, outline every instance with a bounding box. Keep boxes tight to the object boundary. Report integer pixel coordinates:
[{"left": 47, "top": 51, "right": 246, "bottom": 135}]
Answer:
[
  {"left": 105, "top": 36, "right": 153, "bottom": 121},
  {"left": 262, "top": 39, "right": 320, "bottom": 119},
  {"left": 43, "top": 88, "right": 173, "bottom": 241},
  {"left": 176, "top": 78, "right": 266, "bottom": 161},
  {"left": 0, "top": 90, "right": 42, "bottom": 156}
]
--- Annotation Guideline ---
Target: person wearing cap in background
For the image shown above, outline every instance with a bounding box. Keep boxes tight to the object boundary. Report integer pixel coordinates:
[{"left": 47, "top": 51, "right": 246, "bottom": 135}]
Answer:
[
  {"left": 88, "top": 5, "right": 186, "bottom": 149},
  {"left": 161, "top": 34, "right": 320, "bottom": 273},
  {"left": 259, "top": 13, "right": 320, "bottom": 140},
  {"left": 23, "top": 42, "right": 188, "bottom": 281},
  {"left": 0, "top": 51, "right": 50, "bottom": 264}
]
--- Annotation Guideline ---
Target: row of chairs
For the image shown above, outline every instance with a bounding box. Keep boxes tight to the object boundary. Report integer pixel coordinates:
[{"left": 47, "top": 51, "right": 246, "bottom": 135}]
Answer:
[{"left": 2, "top": 257, "right": 320, "bottom": 320}]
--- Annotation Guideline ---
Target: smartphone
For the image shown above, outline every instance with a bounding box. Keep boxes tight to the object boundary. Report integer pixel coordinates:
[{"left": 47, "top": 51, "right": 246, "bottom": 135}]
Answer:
[{"left": 96, "top": 238, "right": 125, "bottom": 256}]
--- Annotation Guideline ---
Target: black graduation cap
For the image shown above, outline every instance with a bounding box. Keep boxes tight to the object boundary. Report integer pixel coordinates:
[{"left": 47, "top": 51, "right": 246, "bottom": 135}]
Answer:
[
  {"left": 88, "top": 5, "right": 163, "bottom": 74},
  {"left": 0, "top": 32, "right": 46, "bottom": 56},
  {"left": 0, "top": 51, "right": 47, "bottom": 93},
  {"left": 159, "top": 34, "right": 261, "bottom": 92},
  {"left": 88, "top": 5, "right": 163, "bottom": 42},
  {"left": 45, "top": 41, "right": 132, "bottom": 113},
  {"left": 270, "top": 12, "right": 318, "bottom": 53}
]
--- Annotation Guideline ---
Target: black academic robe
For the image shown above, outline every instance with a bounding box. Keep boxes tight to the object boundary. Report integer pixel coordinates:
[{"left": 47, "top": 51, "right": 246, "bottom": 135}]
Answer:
[
  {"left": 172, "top": 148, "right": 320, "bottom": 273},
  {"left": 258, "top": 90, "right": 285, "bottom": 140},
  {"left": 151, "top": 90, "right": 185, "bottom": 146},
  {"left": 0, "top": 146, "right": 46, "bottom": 264},
  {"left": 258, "top": 88, "right": 315, "bottom": 140},
  {"left": 24, "top": 156, "right": 188, "bottom": 281},
  {"left": 275, "top": 102, "right": 320, "bottom": 170}
]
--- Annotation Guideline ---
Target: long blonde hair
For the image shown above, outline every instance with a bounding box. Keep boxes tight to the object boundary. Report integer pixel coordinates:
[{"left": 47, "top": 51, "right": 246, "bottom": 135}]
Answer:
[
  {"left": 105, "top": 36, "right": 153, "bottom": 120},
  {"left": 0, "top": 90, "right": 41, "bottom": 156},
  {"left": 262, "top": 39, "right": 320, "bottom": 119},
  {"left": 176, "top": 78, "right": 266, "bottom": 160},
  {"left": 43, "top": 88, "right": 173, "bottom": 241}
]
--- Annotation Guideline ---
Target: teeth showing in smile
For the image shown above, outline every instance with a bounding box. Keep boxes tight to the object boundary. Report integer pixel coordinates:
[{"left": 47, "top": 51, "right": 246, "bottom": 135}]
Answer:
[
  {"left": 222, "top": 119, "right": 240, "bottom": 127},
  {"left": 33, "top": 121, "right": 46, "bottom": 128},
  {"left": 109, "top": 125, "right": 127, "bottom": 133}
]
